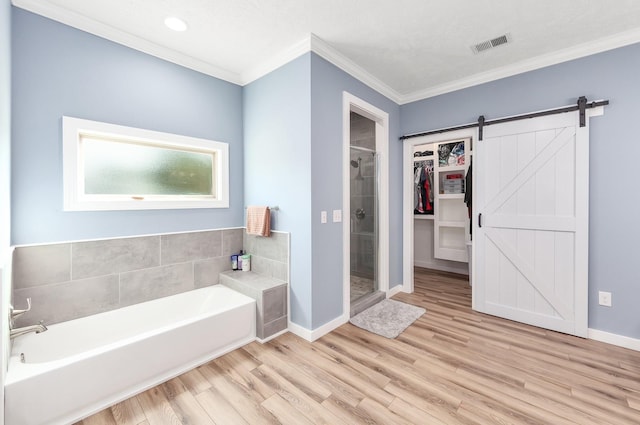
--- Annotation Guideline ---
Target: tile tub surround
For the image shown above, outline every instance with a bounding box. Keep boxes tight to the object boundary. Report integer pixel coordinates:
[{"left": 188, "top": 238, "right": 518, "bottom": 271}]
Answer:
[
  {"left": 220, "top": 270, "right": 287, "bottom": 340},
  {"left": 11, "top": 228, "right": 244, "bottom": 327},
  {"left": 243, "top": 231, "right": 289, "bottom": 283}
]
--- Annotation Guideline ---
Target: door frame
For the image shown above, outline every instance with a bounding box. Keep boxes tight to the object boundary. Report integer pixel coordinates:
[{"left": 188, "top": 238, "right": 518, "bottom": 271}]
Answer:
[
  {"left": 402, "top": 127, "right": 477, "bottom": 293},
  {"left": 342, "top": 92, "right": 389, "bottom": 318}
]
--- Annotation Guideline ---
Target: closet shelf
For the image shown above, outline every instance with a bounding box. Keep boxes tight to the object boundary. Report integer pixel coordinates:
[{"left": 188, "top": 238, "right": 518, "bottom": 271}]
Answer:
[
  {"left": 438, "top": 164, "right": 466, "bottom": 172},
  {"left": 437, "top": 221, "right": 466, "bottom": 228},
  {"left": 439, "top": 193, "right": 465, "bottom": 200},
  {"left": 414, "top": 215, "right": 434, "bottom": 220}
]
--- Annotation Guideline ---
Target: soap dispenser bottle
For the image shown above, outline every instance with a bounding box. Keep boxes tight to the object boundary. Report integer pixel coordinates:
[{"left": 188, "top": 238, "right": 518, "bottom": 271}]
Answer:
[{"left": 231, "top": 254, "right": 238, "bottom": 270}]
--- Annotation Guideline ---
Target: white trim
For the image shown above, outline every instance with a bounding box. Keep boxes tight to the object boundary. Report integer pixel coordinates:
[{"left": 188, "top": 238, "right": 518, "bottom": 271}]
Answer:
[
  {"left": 402, "top": 141, "right": 414, "bottom": 294},
  {"left": 14, "top": 0, "right": 640, "bottom": 104},
  {"left": 588, "top": 328, "right": 640, "bottom": 352},
  {"left": 12, "top": 0, "right": 242, "bottom": 85},
  {"left": 401, "top": 28, "right": 640, "bottom": 104},
  {"left": 62, "top": 116, "right": 229, "bottom": 211},
  {"left": 283, "top": 318, "right": 640, "bottom": 353},
  {"left": 241, "top": 37, "right": 311, "bottom": 85},
  {"left": 288, "top": 314, "right": 348, "bottom": 342},
  {"left": 403, "top": 128, "right": 478, "bottom": 295},
  {"left": 387, "top": 284, "right": 404, "bottom": 297},
  {"left": 311, "top": 35, "right": 401, "bottom": 104},
  {"left": 11, "top": 226, "right": 264, "bottom": 248},
  {"left": 343, "top": 92, "right": 390, "bottom": 320}
]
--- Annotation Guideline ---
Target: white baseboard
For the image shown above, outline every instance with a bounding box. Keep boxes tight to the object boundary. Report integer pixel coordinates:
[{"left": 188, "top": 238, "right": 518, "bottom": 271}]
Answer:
[
  {"left": 288, "top": 313, "right": 349, "bottom": 342},
  {"left": 588, "top": 328, "right": 640, "bottom": 352},
  {"left": 288, "top": 311, "right": 640, "bottom": 355},
  {"left": 287, "top": 285, "right": 405, "bottom": 342},
  {"left": 387, "top": 284, "right": 404, "bottom": 297}
]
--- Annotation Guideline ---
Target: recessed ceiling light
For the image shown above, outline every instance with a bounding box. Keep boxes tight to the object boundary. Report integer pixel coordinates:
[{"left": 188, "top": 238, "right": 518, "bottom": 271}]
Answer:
[{"left": 164, "top": 16, "right": 188, "bottom": 32}]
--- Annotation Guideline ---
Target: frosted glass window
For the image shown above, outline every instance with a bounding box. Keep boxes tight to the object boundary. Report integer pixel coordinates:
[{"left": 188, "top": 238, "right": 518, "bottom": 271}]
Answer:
[
  {"left": 82, "top": 137, "right": 215, "bottom": 196},
  {"left": 63, "top": 116, "right": 229, "bottom": 211}
]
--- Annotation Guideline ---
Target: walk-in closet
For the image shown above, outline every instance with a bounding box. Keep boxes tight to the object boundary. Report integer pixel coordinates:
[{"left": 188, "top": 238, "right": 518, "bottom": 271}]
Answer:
[{"left": 412, "top": 137, "right": 471, "bottom": 277}]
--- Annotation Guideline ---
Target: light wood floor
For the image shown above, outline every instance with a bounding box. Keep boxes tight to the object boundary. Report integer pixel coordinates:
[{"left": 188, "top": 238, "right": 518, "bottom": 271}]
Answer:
[{"left": 78, "top": 268, "right": 640, "bottom": 425}]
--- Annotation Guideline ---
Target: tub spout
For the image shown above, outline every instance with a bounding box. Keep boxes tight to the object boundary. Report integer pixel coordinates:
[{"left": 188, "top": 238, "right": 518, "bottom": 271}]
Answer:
[{"left": 10, "top": 321, "right": 48, "bottom": 339}]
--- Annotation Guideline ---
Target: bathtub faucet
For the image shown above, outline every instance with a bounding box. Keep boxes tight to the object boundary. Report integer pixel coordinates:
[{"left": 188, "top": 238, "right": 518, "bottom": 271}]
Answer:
[
  {"left": 10, "top": 321, "right": 48, "bottom": 339},
  {"left": 9, "top": 298, "right": 48, "bottom": 339}
]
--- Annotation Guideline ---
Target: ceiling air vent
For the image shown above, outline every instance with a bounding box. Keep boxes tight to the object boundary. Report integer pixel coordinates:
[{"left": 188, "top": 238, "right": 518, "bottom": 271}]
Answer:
[{"left": 471, "top": 33, "right": 511, "bottom": 54}]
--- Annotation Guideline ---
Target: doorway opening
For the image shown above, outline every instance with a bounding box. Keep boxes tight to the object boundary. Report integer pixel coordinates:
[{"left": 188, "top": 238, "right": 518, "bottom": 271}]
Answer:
[
  {"left": 402, "top": 128, "right": 475, "bottom": 294},
  {"left": 343, "top": 93, "right": 389, "bottom": 318}
]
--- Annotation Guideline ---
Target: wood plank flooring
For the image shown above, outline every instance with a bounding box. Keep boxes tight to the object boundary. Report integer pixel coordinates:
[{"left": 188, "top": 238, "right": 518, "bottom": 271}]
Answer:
[{"left": 77, "top": 268, "right": 640, "bottom": 424}]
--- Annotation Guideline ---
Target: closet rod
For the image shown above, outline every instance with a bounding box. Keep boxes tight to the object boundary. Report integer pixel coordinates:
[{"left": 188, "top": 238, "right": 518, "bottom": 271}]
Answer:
[{"left": 399, "top": 97, "right": 609, "bottom": 141}]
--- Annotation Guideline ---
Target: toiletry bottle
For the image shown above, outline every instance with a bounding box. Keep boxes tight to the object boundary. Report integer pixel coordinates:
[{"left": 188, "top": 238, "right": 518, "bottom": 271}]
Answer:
[
  {"left": 231, "top": 254, "right": 238, "bottom": 270},
  {"left": 238, "top": 250, "right": 244, "bottom": 270},
  {"left": 242, "top": 254, "right": 251, "bottom": 272}
]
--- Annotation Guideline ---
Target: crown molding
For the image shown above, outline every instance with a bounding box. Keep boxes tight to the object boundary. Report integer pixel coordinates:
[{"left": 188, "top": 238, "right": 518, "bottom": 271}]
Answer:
[
  {"left": 240, "top": 37, "right": 311, "bottom": 85},
  {"left": 400, "top": 26, "right": 640, "bottom": 104},
  {"left": 241, "top": 33, "right": 403, "bottom": 103},
  {"left": 308, "top": 34, "right": 403, "bottom": 104},
  {"left": 12, "top": 0, "right": 242, "bottom": 85},
  {"left": 13, "top": 0, "right": 640, "bottom": 105}
]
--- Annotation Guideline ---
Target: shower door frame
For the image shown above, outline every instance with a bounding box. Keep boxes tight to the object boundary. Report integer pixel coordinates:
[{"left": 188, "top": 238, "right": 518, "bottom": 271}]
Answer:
[{"left": 342, "top": 92, "right": 390, "bottom": 318}]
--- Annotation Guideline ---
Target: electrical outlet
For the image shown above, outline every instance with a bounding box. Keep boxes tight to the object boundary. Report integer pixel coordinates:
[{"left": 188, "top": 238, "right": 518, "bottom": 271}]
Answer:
[
  {"left": 598, "top": 291, "right": 612, "bottom": 307},
  {"left": 320, "top": 211, "right": 327, "bottom": 224}
]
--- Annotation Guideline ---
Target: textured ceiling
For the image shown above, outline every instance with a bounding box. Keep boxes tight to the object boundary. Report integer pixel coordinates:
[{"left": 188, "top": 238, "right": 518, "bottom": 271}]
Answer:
[{"left": 13, "top": 0, "right": 640, "bottom": 103}]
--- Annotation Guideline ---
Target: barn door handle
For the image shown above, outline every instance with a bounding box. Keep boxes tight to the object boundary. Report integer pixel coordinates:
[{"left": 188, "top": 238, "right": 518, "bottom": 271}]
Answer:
[{"left": 478, "top": 213, "right": 482, "bottom": 228}]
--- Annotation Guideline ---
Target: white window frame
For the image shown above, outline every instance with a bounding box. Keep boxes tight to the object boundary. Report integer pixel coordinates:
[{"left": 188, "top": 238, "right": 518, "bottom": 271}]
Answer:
[{"left": 63, "top": 116, "right": 229, "bottom": 211}]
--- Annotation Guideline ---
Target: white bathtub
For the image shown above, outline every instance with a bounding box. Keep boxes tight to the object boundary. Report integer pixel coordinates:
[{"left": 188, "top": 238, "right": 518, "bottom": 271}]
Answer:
[{"left": 5, "top": 285, "right": 256, "bottom": 425}]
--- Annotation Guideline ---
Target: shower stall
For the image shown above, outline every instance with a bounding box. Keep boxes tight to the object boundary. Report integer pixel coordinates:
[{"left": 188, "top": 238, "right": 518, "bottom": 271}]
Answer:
[{"left": 349, "top": 112, "right": 379, "bottom": 309}]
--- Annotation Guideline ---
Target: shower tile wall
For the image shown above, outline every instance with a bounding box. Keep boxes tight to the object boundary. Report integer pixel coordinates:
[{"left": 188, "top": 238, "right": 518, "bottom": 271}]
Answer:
[
  {"left": 12, "top": 228, "right": 244, "bottom": 327},
  {"left": 350, "top": 112, "right": 375, "bottom": 150}
]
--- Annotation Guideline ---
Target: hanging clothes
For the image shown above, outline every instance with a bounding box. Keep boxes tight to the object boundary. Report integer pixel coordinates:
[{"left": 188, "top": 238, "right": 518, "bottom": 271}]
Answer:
[
  {"left": 464, "top": 160, "right": 472, "bottom": 236},
  {"left": 414, "top": 161, "right": 434, "bottom": 215},
  {"left": 423, "top": 168, "right": 433, "bottom": 213},
  {"left": 414, "top": 165, "right": 424, "bottom": 213}
]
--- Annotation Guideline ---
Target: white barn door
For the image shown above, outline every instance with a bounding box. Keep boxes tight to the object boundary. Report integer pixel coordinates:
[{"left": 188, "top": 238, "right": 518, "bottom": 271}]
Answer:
[{"left": 473, "top": 111, "right": 590, "bottom": 337}]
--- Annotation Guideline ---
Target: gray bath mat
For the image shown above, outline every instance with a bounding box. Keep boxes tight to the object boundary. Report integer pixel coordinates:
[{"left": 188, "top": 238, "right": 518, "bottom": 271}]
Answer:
[{"left": 349, "top": 299, "right": 425, "bottom": 338}]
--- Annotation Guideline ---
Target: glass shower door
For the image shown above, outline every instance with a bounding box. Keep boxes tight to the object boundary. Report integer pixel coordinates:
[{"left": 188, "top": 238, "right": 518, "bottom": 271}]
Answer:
[{"left": 349, "top": 147, "right": 378, "bottom": 303}]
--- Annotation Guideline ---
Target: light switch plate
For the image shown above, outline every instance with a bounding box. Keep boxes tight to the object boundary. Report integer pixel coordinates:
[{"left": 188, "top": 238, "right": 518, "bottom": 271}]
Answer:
[
  {"left": 333, "top": 209, "right": 342, "bottom": 222},
  {"left": 321, "top": 211, "right": 327, "bottom": 224},
  {"left": 598, "top": 291, "right": 612, "bottom": 307}
]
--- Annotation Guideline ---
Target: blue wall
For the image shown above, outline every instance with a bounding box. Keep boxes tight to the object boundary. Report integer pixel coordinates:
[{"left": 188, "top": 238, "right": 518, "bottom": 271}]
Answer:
[
  {"left": 243, "top": 54, "right": 313, "bottom": 328},
  {"left": 401, "top": 43, "right": 640, "bottom": 339},
  {"left": 310, "top": 54, "right": 402, "bottom": 328},
  {"left": 11, "top": 8, "right": 244, "bottom": 245},
  {"left": 244, "top": 53, "right": 403, "bottom": 330}
]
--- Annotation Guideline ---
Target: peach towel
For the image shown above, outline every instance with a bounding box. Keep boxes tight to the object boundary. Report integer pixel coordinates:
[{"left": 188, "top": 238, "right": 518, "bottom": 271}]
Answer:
[{"left": 246, "top": 206, "right": 271, "bottom": 237}]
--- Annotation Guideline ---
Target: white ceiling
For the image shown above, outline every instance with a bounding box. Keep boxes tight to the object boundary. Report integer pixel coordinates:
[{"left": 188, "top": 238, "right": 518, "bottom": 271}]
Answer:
[{"left": 13, "top": 0, "right": 640, "bottom": 104}]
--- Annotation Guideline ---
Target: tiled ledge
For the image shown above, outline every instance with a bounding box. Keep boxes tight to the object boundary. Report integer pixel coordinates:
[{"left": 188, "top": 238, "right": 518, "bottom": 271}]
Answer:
[{"left": 220, "top": 270, "right": 287, "bottom": 341}]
